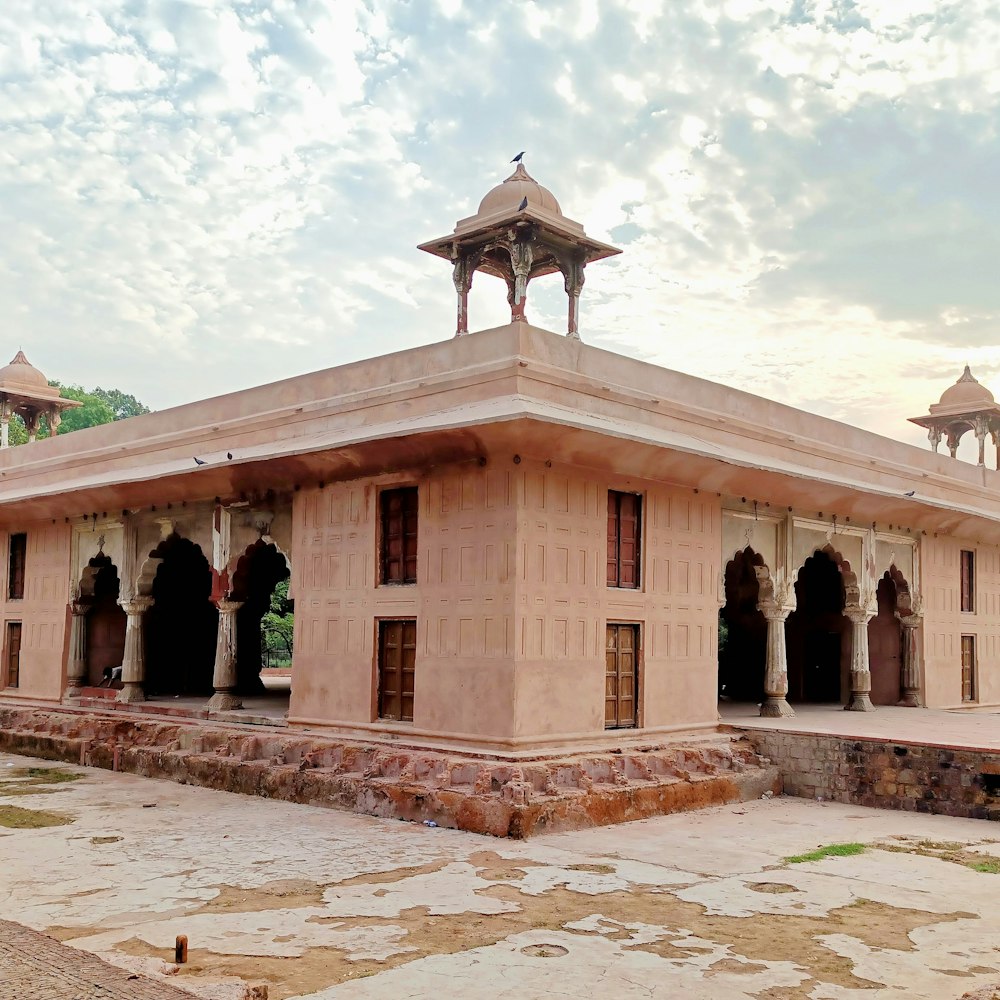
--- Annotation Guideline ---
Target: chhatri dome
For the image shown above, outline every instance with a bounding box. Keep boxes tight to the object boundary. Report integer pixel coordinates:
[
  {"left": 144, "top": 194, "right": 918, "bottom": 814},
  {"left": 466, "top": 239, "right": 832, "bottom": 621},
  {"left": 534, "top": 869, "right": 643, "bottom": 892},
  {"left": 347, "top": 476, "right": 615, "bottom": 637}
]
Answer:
[
  {"left": 419, "top": 155, "right": 620, "bottom": 339},
  {"left": 0, "top": 349, "right": 81, "bottom": 447},
  {"left": 0, "top": 350, "right": 52, "bottom": 390},
  {"left": 476, "top": 163, "right": 562, "bottom": 218},
  {"left": 909, "top": 365, "right": 1000, "bottom": 467},
  {"left": 930, "top": 365, "right": 996, "bottom": 413}
]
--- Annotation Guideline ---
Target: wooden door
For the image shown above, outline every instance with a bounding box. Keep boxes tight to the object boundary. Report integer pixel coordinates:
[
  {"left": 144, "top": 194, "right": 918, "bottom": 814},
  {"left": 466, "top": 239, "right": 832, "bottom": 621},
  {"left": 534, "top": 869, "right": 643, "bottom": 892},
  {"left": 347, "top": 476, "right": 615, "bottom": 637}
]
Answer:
[
  {"left": 5, "top": 622, "right": 21, "bottom": 688},
  {"left": 378, "top": 620, "right": 416, "bottom": 721},
  {"left": 605, "top": 623, "right": 638, "bottom": 729},
  {"left": 961, "top": 635, "right": 976, "bottom": 702}
]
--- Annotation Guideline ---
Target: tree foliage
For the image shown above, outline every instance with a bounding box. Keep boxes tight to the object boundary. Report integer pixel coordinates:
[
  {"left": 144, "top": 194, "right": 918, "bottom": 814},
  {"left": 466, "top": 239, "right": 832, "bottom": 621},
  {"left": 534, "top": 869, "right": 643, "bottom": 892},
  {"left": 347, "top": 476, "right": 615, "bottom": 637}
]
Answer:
[
  {"left": 90, "top": 387, "right": 150, "bottom": 421},
  {"left": 6, "top": 382, "right": 151, "bottom": 444},
  {"left": 261, "top": 578, "right": 294, "bottom": 666}
]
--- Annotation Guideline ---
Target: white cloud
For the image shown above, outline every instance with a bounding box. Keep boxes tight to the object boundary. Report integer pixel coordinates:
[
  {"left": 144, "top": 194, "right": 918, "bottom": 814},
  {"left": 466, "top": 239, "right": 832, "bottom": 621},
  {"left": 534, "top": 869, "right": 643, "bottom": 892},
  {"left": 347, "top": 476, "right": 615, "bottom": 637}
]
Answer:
[{"left": 0, "top": 0, "right": 996, "bottom": 454}]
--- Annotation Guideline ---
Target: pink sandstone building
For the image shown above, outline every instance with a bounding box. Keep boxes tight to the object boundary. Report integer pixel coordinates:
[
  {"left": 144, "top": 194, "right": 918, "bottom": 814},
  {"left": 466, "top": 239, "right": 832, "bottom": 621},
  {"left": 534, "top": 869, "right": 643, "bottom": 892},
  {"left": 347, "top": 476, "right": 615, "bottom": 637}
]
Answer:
[{"left": 1, "top": 164, "right": 998, "bottom": 760}]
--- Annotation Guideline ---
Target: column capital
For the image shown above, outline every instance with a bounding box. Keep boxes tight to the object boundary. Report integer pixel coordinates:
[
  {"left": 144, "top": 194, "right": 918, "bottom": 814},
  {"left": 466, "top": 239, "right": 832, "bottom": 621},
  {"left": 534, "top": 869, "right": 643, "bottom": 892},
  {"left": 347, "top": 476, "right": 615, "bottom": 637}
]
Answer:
[
  {"left": 119, "top": 595, "right": 154, "bottom": 616},
  {"left": 897, "top": 612, "right": 922, "bottom": 630},
  {"left": 69, "top": 600, "right": 90, "bottom": 617},
  {"left": 844, "top": 603, "right": 876, "bottom": 625},
  {"left": 215, "top": 598, "right": 245, "bottom": 614},
  {"left": 757, "top": 600, "right": 793, "bottom": 623}
]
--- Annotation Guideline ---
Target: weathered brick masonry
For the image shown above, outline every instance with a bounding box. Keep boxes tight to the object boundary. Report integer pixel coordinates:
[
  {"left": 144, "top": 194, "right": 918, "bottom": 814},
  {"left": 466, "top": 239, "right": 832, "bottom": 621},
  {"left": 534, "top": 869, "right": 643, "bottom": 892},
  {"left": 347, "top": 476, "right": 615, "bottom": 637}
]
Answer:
[
  {"left": 739, "top": 728, "right": 1000, "bottom": 820},
  {"left": 0, "top": 706, "right": 779, "bottom": 837}
]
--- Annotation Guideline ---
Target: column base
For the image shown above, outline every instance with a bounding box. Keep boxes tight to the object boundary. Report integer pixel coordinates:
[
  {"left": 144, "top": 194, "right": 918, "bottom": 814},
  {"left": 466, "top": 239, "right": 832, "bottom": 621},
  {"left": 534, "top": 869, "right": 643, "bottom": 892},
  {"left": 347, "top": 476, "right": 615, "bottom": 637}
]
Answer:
[
  {"left": 64, "top": 681, "right": 86, "bottom": 699},
  {"left": 844, "top": 694, "right": 875, "bottom": 712},
  {"left": 760, "top": 697, "right": 795, "bottom": 718},
  {"left": 897, "top": 691, "right": 920, "bottom": 708},
  {"left": 208, "top": 691, "right": 243, "bottom": 712},
  {"left": 116, "top": 683, "right": 145, "bottom": 704}
]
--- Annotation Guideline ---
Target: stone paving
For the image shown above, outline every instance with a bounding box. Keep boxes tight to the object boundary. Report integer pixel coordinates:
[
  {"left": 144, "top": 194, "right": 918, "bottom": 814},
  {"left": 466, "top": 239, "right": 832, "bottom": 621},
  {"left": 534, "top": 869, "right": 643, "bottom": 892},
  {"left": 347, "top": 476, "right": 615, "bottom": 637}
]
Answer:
[
  {"left": 3, "top": 751, "right": 1000, "bottom": 998},
  {"left": 722, "top": 701, "right": 1000, "bottom": 751},
  {"left": 0, "top": 918, "right": 197, "bottom": 1000}
]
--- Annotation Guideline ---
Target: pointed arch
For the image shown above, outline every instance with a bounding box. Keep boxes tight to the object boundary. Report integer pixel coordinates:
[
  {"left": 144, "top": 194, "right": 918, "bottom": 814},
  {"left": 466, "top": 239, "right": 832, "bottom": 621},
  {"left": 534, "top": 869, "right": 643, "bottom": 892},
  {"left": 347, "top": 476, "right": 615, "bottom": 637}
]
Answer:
[
  {"left": 141, "top": 532, "right": 217, "bottom": 696},
  {"left": 719, "top": 547, "right": 770, "bottom": 703},
  {"left": 786, "top": 547, "right": 851, "bottom": 703},
  {"left": 227, "top": 538, "right": 292, "bottom": 695},
  {"left": 77, "top": 554, "right": 126, "bottom": 687}
]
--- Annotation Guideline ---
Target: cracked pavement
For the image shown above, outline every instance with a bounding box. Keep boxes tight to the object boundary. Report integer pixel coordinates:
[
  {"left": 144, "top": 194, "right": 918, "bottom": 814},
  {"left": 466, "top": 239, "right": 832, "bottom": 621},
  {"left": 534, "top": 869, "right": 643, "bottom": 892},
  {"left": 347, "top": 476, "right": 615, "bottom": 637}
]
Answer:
[{"left": 1, "top": 751, "right": 999, "bottom": 999}]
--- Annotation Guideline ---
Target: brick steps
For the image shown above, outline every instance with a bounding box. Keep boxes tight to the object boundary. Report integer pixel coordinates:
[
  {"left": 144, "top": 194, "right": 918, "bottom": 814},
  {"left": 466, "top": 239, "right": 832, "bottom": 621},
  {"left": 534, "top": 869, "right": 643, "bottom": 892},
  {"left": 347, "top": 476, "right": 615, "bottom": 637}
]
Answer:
[{"left": 0, "top": 707, "right": 779, "bottom": 837}]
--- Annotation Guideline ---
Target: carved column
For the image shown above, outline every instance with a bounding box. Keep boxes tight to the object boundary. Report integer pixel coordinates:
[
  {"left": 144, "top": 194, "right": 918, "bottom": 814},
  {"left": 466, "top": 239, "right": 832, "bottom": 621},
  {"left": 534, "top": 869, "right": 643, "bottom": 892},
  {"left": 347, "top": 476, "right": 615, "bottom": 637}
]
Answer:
[
  {"left": 65, "top": 602, "right": 89, "bottom": 697},
  {"left": 0, "top": 400, "right": 10, "bottom": 449},
  {"left": 208, "top": 599, "right": 244, "bottom": 712},
  {"left": 758, "top": 600, "right": 795, "bottom": 717},
  {"left": 897, "top": 612, "right": 922, "bottom": 707},
  {"left": 562, "top": 257, "right": 586, "bottom": 340},
  {"left": 927, "top": 426, "right": 941, "bottom": 454},
  {"left": 116, "top": 596, "right": 154, "bottom": 704},
  {"left": 975, "top": 416, "right": 989, "bottom": 467},
  {"left": 451, "top": 252, "right": 477, "bottom": 337},
  {"left": 844, "top": 604, "right": 877, "bottom": 712},
  {"left": 507, "top": 239, "right": 533, "bottom": 322},
  {"left": 946, "top": 429, "right": 961, "bottom": 459},
  {"left": 48, "top": 408, "right": 61, "bottom": 436},
  {"left": 25, "top": 410, "right": 41, "bottom": 443}
]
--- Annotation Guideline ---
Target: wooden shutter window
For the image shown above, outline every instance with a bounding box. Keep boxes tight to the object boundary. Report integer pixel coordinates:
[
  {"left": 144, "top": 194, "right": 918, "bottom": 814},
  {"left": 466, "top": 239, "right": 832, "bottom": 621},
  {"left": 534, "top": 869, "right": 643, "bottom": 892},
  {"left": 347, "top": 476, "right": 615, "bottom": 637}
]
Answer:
[
  {"left": 380, "top": 488, "right": 418, "bottom": 585},
  {"left": 8, "top": 533, "right": 26, "bottom": 601},
  {"left": 378, "top": 619, "right": 417, "bottom": 722},
  {"left": 606, "top": 492, "right": 620, "bottom": 586},
  {"left": 960, "top": 550, "right": 974, "bottom": 613},
  {"left": 607, "top": 491, "right": 641, "bottom": 589}
]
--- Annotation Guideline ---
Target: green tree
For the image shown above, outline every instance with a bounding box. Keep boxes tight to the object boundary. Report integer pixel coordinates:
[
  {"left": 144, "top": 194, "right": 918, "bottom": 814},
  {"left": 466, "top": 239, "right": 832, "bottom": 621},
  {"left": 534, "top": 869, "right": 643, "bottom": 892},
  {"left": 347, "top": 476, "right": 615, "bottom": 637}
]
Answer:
[
  {"left": 54, "top": 385, "right": 117, "bottom": 433},
  {"left": 90, "top": 387, "right": 150, "bottom": 420},
  {"left": 261, "top": 579, "right": 294, "bottom": 666},
  {"left": 6, "top": 382, "right": 152, "bottom": 444}
]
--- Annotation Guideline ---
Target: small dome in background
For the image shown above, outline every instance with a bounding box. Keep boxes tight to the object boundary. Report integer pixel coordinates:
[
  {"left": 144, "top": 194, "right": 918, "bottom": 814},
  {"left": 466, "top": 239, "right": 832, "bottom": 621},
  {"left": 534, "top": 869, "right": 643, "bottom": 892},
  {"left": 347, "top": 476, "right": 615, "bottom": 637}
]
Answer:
[
  {"left": 934, "top": 365, "right": 995, "bottom": 411},
  {"left": 477, "top": 163, "right": 562, "bottom": 217},
  {"left": 0, "top": 350, "right": 50, "bottom": 389}
]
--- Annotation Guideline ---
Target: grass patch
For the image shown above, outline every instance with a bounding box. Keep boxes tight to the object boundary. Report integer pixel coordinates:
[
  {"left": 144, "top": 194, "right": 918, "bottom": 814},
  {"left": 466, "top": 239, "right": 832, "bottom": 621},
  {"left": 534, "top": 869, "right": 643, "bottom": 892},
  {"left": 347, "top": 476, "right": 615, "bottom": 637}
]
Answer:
[
  {"left": 14, "top": 767, "right": 83, "bottom": 784},
  {"left": 874, "top": 838, "right": 1000, "bottom": 875},
  {"left": 970, "top": 859, "right": 1000, "bottom": 874},
  {"left": 785, "top": 843, "right": 866, "bottom": 864},
  {"left": 0, "top": 804, "right": 72, "bottom": 829}
]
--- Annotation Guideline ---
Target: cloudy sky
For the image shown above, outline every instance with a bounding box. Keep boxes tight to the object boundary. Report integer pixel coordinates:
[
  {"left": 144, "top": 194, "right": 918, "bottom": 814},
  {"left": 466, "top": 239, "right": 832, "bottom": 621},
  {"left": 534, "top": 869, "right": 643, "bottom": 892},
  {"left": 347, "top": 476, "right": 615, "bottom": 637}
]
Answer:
[{"left": 2, "top": 0, "right": 999, "bottom": 455}]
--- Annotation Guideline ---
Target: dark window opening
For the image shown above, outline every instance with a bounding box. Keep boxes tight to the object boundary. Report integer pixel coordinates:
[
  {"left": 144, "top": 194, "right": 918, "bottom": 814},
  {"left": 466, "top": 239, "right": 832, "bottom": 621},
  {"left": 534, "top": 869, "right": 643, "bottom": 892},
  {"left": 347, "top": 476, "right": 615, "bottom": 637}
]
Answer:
[
  {"left": 8, "top": 533, "right": 26, "bottom": 600},
  {"left": 607, "top": 491, "right": 641, "bottom": 589},
  {"left": 380, "top": 487, "right": 418, "bottom": 584}
]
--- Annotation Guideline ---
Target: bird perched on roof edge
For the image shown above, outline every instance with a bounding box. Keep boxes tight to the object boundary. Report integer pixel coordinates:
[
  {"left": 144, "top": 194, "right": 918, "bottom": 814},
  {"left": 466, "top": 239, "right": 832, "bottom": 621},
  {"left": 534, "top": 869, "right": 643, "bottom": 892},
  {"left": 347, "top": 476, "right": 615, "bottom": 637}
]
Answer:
[
  {"left": 193, "top": 457, "right": 207, "bottom": 466},
  {"left": 517, "top": 196, "right": 528, "bottom": 211},
  {"left": 510, "top": 151, "right": 525, "bottom": 163}
]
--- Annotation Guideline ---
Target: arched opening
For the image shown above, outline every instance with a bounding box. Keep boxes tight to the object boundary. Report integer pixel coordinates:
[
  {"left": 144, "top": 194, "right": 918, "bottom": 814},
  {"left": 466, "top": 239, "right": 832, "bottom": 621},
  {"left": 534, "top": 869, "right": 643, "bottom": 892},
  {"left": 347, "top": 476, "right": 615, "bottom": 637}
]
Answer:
[
  {"left": 786, "top": 550, "right": 850, "bottom": 703},
  {"left": 718, "top": 548, "right": 767, "bottom": 704},
  {"left": 868, "top": 572, "right": 903, "bottom": 705},
  {"left": 82, "top": 555, "right": 126, "bottom": 687},
  {"left": 143, "top": 534, "right": 218, "bottom": 697},
  {"left": 230, "top": 540, "right": 292, "bottom": 697}
]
